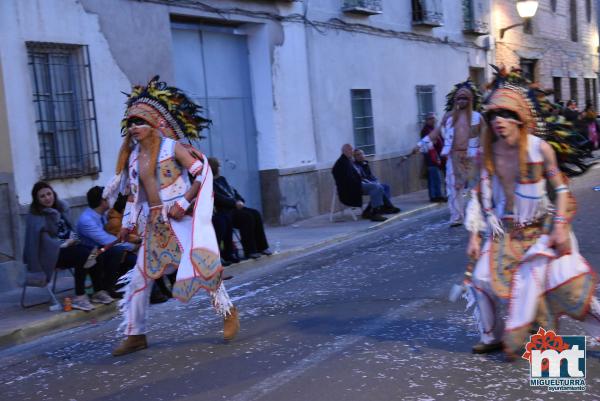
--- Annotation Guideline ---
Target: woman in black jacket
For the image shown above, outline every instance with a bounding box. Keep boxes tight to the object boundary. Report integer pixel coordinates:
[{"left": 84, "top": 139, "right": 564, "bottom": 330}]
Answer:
[{"left": 24, "top": 182, "right": 112, "bottom": 311}]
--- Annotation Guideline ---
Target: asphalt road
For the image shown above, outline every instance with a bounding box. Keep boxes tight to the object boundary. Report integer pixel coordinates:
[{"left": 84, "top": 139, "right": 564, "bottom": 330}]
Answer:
[{"left": 1, "top": 167, "right": 600, "bottom": 401}]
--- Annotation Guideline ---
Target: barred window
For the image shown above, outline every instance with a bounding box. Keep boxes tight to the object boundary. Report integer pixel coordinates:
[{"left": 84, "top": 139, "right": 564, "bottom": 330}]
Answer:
[
  {"left": 27, "top": 42, "right": 101, "bottom": 180},
  {"left": 416, "top": 85, "right": 435, "bottom": 125},
  {"left": 350, "top": 89, "right": 375, "bottom": 155}
]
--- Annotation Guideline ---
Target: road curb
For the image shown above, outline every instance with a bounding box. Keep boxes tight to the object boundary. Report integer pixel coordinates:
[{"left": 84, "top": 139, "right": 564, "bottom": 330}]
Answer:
[
  {"left": 0, "top": 201, "right": 443, "bottom": 349},
  {"left": 0, "top": 303, "right": 118, "bottom": 349}
]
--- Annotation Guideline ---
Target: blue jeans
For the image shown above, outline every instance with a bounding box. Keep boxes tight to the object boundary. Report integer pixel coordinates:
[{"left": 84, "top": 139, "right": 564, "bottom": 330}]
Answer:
[
  {"left": 362, "top": 182, "right": 384, "bottom": 208},
  {"left": 427, "top": 166, "right": 443, "bottom": 200}
]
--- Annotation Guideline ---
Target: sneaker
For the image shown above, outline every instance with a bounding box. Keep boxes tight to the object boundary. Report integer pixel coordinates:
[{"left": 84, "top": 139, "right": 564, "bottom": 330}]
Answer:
[
  {"left": 261, "top": 249, "right": 273, "bottom": 256},
  {"left": 247, "top": 252, "right": 262, "bottom": 259},
  {"left": 90, "top": 290, "right": 115, "bottom": 305},
  {"left": 72, "top": 295, "right": 95, "bottom": 311}
]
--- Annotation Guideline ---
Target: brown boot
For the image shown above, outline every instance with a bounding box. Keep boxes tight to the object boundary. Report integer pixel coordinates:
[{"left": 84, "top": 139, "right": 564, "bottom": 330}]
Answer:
[
  {"left": 223, "top": 306, "right": 240, "bottom": 342},
  {"left": 112, "top": 335, "right": 148, "bottom": 356}
]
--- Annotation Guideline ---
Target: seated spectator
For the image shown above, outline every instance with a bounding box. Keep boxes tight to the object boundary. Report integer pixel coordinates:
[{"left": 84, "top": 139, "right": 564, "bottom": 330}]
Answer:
[
  {"left": 212, "top": 211, "right": 240, "bottom": 266},
  {"left": 353, "top": 149, "right": 401, "bottom": 213},
  {"left": 23, "top": 182, "right": 113, "bottom": 311},
  {"left": 77, "top": 186, "right": 136, "bottom": 299},
  {"left": 332, "top": 143, "right": 386, "bottom": 222},
  {"left": 419, "top": 113, "right": 446, "bottom": 203},
  {"left": 208, "top": 157, "right": 272, "bottom": 260}
]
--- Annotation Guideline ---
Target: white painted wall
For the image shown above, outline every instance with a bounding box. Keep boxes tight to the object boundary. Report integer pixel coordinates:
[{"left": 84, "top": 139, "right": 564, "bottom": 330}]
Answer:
[{"left": 0, "top": 0, "right": 131, "bottom": 205}]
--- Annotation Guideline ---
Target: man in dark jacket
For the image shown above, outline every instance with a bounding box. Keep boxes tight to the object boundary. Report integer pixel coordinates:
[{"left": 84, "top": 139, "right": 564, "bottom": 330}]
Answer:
[
  {"left": 208, "top": 157, "right": 271, "bottom": 260},
  {"left": 353, "top": 149, "right": 401, "bottom": 214},
  {"left": 331, "top": 144, "right": 386, "bottom": 222}
]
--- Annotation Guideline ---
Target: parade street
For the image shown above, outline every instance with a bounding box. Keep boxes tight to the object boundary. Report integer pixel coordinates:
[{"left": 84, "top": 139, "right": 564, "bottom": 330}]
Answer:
[{"left": 1, "top": 167, "right": 599, "bottom": 401}]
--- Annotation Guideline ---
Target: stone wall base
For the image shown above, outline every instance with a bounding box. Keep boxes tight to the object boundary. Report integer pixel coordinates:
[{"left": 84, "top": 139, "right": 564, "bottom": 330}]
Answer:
[{"left": 260, "top": 154, "right": 426, "bottom": 225}]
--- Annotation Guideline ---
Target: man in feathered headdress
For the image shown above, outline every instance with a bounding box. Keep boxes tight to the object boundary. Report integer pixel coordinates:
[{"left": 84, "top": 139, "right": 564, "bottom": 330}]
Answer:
[
  {"left": 414, "top": 79, "right": 484, "bottom": 227},
  {"left": 104, "top": 77, "right": 240, "bottom": 356},
  {"left": 462, "top": 68, "right": 600, "bottom": 358}
]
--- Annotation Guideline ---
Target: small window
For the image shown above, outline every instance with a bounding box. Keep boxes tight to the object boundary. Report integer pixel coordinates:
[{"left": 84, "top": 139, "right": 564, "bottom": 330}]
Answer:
[
  {"left": 27, "top": 42, "right": 101, "bottom": 179},
  {"left": 412, "top": 0, "right": 444, "bottom": 27},
  {"left": 520, "top": 59, "right": 537, "bottom": 81},
  {"left": 570, "top": 0, "right": 578, "bottom": 41},
  {"left": 350, "top": 89, "right": 375, "bottom": 155},
  {"left": 586, "top": 0, "right": 592, "bottom": 23},
  {"left": 585, "top": 78, "right": 593, "bottom": 105},
  {"left": 462, "top": 0, "right": 490, "bottom": 35},
  {"left": 551, "top": 0, "right": 557, "bottom": 12},
  {"left": 570, "top": 77, "right": 578, "bottom": 103},
  {"left": 342, "top": 0, "right": 382, "bottom": 15},
  {"left": 593, "top": 79, "right": 598, "bottom": 109},
  {"left": 523, "top": 18, "right": 533, "bottom": 34},
  {"left": 553, "top": 77, "right": 562, "bottom": 103},
  {"left": 416, "top": 85, "right": 435, "bottom": 125}
]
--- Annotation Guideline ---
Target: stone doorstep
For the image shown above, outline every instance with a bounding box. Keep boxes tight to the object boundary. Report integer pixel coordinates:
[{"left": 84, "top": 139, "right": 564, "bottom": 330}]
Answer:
[{"left": 0, "top": 198, "right": 443, "bottom": 350}]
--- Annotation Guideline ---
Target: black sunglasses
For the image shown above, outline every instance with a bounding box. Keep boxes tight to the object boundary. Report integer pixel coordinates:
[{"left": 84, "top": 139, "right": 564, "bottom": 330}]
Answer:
[
  {"left": 486, "top": 109, "right": 521, "bottom": 122},
  {"left": 126, "top": 117, "right": 149, "bottom": 128}
]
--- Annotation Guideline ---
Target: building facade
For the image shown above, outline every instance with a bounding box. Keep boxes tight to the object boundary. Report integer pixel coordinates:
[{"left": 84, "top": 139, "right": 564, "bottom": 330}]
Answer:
[
  {"left": 0, "top": 0, "right": 491, "bottom": 290},
  {"left": 492, "top": 0, "right": 599, "bottom": 106}
]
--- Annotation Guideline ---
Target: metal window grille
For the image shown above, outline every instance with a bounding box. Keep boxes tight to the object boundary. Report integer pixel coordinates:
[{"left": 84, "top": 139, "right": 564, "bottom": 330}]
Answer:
[
  {"left": 416, "top": 85, "right": 435, "bottom": 125},
  {"left": 350, "top": 89, "right": 375, "bottom": 155},
  {"left": 553, "top": 77, "right": 562, "bottom": 103},
  {"left": 570, "top": 77, "right": 578, "bottom": 103},
  {"left": 27, "top": 42, "right": 101, "bottom": 180}
]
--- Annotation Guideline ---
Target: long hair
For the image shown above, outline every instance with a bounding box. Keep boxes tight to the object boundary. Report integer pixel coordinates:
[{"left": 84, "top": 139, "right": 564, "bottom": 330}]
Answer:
[
  {"left": 483, "top": 124, "right": 529, "bottom": 179},
  {"left": 30, "top": 181, "right": 63, "bottom": 215},
  {"left": 115, "top": 129, "right": 162, "bottom": 174}
]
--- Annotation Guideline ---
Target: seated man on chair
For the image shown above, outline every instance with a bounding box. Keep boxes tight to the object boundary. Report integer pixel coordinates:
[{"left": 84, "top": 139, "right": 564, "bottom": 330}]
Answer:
[
  {"left": 353, "top": 149, "right": 401, "bottom": 215},
  {"left": 332, "top": 144, "right": 386, "bottom": 222}
]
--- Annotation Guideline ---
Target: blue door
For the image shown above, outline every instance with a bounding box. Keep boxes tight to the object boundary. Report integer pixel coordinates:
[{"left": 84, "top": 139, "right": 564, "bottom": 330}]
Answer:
[{"left": 171, "top": 24, "right": 261, "bottom": 210}]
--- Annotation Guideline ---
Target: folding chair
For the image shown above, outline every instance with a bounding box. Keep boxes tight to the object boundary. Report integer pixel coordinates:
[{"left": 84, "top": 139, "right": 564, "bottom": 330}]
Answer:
[
  {"left": 329, "top": 190, "right": 360, "bottom": 222},
  {"left": 20, "top": 268, "right": 74, "bottom": 308}
]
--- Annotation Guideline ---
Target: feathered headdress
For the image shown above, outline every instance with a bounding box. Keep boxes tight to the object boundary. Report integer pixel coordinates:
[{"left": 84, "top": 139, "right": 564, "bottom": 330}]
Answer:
[
  {"left": 445, "top": 79, "right": 483, "bottom": 112},
  {"left": 483, "top": 65, "right": 592, "bottom": 176},
  {"left": 121, "top": 75, "right": 210, "bottom": 141}
]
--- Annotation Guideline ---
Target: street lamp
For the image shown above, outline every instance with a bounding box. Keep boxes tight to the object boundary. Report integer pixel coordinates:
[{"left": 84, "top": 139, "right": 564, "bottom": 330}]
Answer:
[{"left": 500, "top": 0, "right": 539, "bottom": 39}]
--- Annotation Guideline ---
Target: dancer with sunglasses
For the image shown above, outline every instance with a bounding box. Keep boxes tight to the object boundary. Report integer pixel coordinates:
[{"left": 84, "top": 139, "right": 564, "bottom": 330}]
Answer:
[
  {"left": 104, "top": 77, "right": 240, "bottom": 356},
  {"left": 415, "top": 80, "right": 485, "bottom": 227},
  {"left": 463, "top": 68, "right": 600, "bottom": 358}
]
